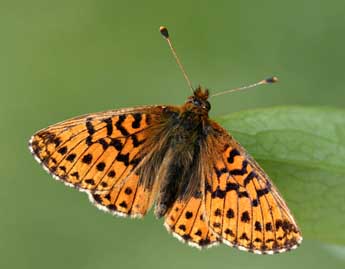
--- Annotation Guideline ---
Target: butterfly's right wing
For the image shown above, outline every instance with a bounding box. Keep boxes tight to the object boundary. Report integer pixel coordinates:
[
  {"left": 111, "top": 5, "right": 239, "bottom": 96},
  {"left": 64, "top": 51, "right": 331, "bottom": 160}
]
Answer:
[
  {"left": 203, "top": 120, "right": 302, "bottom": 254},
  {"left": 29, "top": 105, "right": 167, "bottom": 217}
]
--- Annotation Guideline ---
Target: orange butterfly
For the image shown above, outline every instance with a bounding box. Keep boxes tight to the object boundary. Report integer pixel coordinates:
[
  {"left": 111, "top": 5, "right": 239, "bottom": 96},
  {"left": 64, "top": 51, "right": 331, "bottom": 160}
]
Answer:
[{"left": 29, "top": 26, "right": 302, "bottom": 254}]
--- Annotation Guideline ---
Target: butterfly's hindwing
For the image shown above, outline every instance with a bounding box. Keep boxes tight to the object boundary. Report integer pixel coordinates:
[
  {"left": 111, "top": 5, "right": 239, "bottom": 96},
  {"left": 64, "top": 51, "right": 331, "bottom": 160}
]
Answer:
[{"left": 204, "top": 121, "right": 302, "bottom": 254}]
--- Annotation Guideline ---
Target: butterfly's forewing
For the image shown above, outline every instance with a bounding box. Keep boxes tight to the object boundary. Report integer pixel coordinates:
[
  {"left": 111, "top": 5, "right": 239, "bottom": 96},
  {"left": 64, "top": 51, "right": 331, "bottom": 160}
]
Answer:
[
  {"left": 29, "top": 106, "right": 165, "bottom": 217},
  {"left": 204, "top": 121, "right": 302, "bottom": 254},
  {"left": 164, "top": 194, "right": 220, "bottom": 248}
]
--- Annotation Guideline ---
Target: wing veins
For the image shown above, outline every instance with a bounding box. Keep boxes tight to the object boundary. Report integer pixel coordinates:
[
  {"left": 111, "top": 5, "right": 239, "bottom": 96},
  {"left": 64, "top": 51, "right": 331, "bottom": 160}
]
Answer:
[{"left": 256, "top": 174, "right": 278, "bottom": 247}]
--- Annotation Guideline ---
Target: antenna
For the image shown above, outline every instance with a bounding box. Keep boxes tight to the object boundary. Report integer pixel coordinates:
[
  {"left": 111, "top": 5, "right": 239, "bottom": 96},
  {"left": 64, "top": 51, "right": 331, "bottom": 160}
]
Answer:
[
  {"left": 159, "top": 26, "right": 194, "bottom": 93},
  {"left": 210, "top": 76, "right": 278, "bottom": 98}
]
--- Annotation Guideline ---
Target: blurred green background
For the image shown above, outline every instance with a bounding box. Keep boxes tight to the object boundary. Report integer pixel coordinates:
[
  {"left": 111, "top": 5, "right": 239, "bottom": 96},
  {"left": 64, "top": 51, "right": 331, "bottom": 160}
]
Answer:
[{"left": 1, "top": 0, "right": 344, "bottom": 268}]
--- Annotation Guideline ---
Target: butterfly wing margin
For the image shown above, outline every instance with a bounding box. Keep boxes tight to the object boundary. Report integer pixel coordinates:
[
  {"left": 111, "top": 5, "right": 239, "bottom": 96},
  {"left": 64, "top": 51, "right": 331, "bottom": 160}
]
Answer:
[
  {"left": 204, "top": 120, "right": 302, "bottom": 254},
  {"left": 29, "top": 105, "right": 166, "bottom": 217}
]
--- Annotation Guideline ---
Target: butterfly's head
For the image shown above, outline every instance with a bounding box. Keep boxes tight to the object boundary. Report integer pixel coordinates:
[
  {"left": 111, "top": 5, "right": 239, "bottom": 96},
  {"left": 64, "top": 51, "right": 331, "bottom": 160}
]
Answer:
[{"left": 184, "top": 86, "right": 211, "bottom": 114}]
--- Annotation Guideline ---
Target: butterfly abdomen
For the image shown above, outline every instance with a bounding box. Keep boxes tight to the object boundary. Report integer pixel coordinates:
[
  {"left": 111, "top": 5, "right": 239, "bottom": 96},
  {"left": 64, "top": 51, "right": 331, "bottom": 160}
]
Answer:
[{"left": 154, "top": 144, "right": 202, "bottom": 218}]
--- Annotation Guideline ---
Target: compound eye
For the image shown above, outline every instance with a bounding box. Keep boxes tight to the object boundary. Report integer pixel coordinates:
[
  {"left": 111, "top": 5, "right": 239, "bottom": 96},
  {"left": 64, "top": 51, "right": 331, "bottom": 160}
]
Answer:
[{"left": 193, "top": 99, "right": 201, "bottom": 106}]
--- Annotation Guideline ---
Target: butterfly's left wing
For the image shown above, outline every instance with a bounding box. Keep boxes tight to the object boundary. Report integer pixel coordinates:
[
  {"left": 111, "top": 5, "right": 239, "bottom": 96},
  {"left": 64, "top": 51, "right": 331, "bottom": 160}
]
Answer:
[
  {"left": 29, "top": 105, "right": 165, "bottom": 217},
  {"left": 204, "top": 120, "right": 302, "bottom": 254}
]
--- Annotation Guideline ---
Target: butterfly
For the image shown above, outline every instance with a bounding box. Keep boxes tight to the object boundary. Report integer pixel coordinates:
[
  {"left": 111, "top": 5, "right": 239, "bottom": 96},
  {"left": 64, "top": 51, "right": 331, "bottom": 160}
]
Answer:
[{"left": 28, "top": 26, "right": 302, "bottom": 254}]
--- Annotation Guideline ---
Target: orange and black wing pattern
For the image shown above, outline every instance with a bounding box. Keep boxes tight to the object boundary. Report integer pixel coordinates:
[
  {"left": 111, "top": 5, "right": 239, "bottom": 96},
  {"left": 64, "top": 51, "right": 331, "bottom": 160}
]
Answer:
[
  {"left": 204, "top": 121, "right": 302, "bottom": 254},
  {"left": 164, "top": 193, "right": 220, "bottom": 248},
  {"left": 29, "top": 106, "right": 164, "bottom": 217}
]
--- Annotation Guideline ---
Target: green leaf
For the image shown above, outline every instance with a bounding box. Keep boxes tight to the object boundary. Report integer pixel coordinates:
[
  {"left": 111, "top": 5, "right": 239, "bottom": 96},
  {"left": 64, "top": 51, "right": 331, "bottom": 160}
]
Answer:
[{"left": 217, "top": 106, "right": 345, "bottom": 246}]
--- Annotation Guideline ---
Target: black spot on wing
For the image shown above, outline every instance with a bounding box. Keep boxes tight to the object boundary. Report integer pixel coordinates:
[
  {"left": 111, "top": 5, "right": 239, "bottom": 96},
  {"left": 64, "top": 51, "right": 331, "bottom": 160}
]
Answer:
[
  {"left": 265, "top": 222, "right": 273, "bottom": 231},
  {"left": 59, "top": 166, "right": 66, "bottom": 172},
  {"left": 195, "top": 230, "right": 202, "bottom": 236},
  {"left": 82, "top": 154, "right": 93, "bottom": 164},
  {"left": 214, "top": 209, "right": 222, "bottom": 216},
  {"left": 215, "top": 167, "right": 228, "bottom": 178},
  {"left": 199, "top": 238, "right": 211, "bottom": 246},
  {"left": 66, "top": 153, "right": 76, "bottom": 162},
  {"left": 252, "top": 199, "right": 259, "bottom": 207},
  {"left": 241, "top": 211, "right": 250, "bottom": 223},
  {"left": 240, "top": 232, "right": 249, "bottom": 241},
  {"left": 238, "top": 191, "right": 249, "bottom": 198},
  {"left": 110, "top": 138, "right": 123, "bottom": 151},
  {"left": 119, "top": 201, "right": 127, "bottom": 208},
  {"left": 255, "top": 221, "right": 262, "bottom": 231},
  {"left": 132, "top": 113, "right": 142, "bottom": 129},
  {"left": 53, "top": 137, "right": 61, "bottom": 147},
  {"left": 98, "top": 138, "right": 109, "bottom": 150},
  {"left": 211, "top": 187, "right": 226, "bottom": 199},
  {"left": 124, "top": 187, "right": 132, "bottom": 195},
  {"left": 227, "top": 148, "right": 240, "bottom": 163},
  {"left": 85, "top": 179, "right": 95, "bottom": 185},
  {"left": 276, "top": 220, "right": 283, "bottom": 230},
  {"left": 178, "top": 225, "right": 186, "bottom": 231},
  {"left": 257, "top": 187, "right": 270, "bottom": 197},
  {"left": 131, "top": 134, "right": 145, "bottom": 147},
  {"left": 116, "top": 153, "right": 129, "bottom": 166},
  {"left": 226, "top": 208, "right": 234, "bottom": 219},
  {"left": 107, "top": 170, "right": 116, "bottom": 177},
  {"left": 213, "top": 222, "right": 221, "bottom": 228},
  {"left": 115, "top": 115, "right": 129, "bottom": 136},
  {"left": 86, "top": 136, "right": 93, "bottom": 146},
  {"left": 182, "top": 234, "right": 191, "bottom": 241},
  {"left": 224, "top": 228, "right": 234, "bottom": 236},
  {"left": 243, "top": 171, "right": 256, "bottom": 186},
  {"left": 58, "top": 146, "right": 67, "bottom": 155},
  {"left": 96, "top": 162, "right": 106, "bottom": 171},
  {"left": 185, "top": 211, "right": 193, "bottom": 219},
  {"left": 226, "top": 182, "right": 239, "bottom": 192},
  {"left": 86, "top": 118, "right": 95, "bottom": 135},
  {"left": 93, "top": 194, "right": 102, "bottom": 203},
  {"left": 70, "top": 171, "right": 79, "bottom": 179},
  {"left": 107, "top": 204, "right": 117, "bottom": 210},
  {"left": 102, "top": 118, "right": 113, "bottom": 136}
]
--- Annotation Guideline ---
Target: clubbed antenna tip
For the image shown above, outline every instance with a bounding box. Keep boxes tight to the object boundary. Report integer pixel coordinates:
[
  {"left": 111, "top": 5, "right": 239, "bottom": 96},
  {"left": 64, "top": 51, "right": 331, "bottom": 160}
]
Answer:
[
  {"left": 159, "top": 26, "right": 169, "bottom": 39},
  {"left": 265, "top": 76, "right": 278, "bottom": 83}
]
